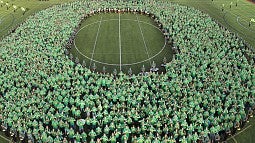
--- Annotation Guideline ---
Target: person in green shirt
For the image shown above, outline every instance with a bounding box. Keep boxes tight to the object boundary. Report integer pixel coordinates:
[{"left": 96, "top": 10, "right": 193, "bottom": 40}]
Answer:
[
  {"left": 41, "top": 132, "right": 48, "bottom": 143},
  {"left": 51, "top": 119, "right": 58, "bottom": 130},
  {"left": 96, "top": 126, "right": 102, "bottom": 135},
  {"left": 89, "top": 129, "right": 97, "bottom": 140},
  {"left": 152, "top": 137, "right": 161, "bottom": 143},
  {"left": 101, "top": 133, "right": 108, "bottom": 143},
  {"left": 68, "top": 128, "right": 75, "bottom": 140},
  {"left": 75, "top": 132, "right": 82, "bottom": 142},
  {"left": 110, "top": 133, "right": 117, "bottom": 143},
  {"left": 91, "top": 117, "right": 97, "bottom": 128},
  {"left": 109, "top": 122, "right": 115, "bottom": 131},
  {"left": 47, "top": 135, "right": 54, "bottom": 143},
  {"left": 104, "top": 124, "right": 110, "bottom": 135},
  {"left": 121, "top": 133, "right": 129, "bottom": 143},
  {"left": 137, "top": 134, "right": 145, "bottom": 143}
]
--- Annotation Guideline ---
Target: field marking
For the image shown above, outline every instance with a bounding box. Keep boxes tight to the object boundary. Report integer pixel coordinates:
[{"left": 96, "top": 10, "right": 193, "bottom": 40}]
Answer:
[
  {"left": 74, "top": 18, "right": 166, "bottom": 66},
  {"left": 0, "top": 14, "right": 6, "bottom": 24},
  {"left": 119, "top": 13, "right": 122, "bottom": 71},
  {"left": 135, "top": 14, "right": 152, "bottom": 66},
  {"left": 179, "top": 0, "right": 255, "bottom": 42},
  {"left": 223, "top": 11, "right": 254, "bottom": 42},
  {"left": 233, "top": 137, "right": 238, "bottom": 143},
  {"left": 89, "top": 16, "right": 102, "bottom": 68},
  {"left": 236, "top": 16, "right": 255, "bottom": 32},
  {"left": 0, "top": 11, "right": 15, "bottom": 33},
  {"left": 221, "top": 6, "right": 255, "bottom": 51},
  {"left": 215, "top": 2, "right": 255, "bottom": 34},
  {"left": 216, "top": 5, "right": 255, "bottom": 55},
  {"left": 223, "top": 6, "right": 255, "bottom": 31},
  {"left": 227, "top": 124, "right": 252, "bottom": 142},
  {"left": 91, "top": 53, "right": 141, "bottom": 54},
  {"left": 77, "top": 18, "right": 161, "bottom": 31},
  {"left": 0, "top": 134, "right": 11, "bottom": 142}
]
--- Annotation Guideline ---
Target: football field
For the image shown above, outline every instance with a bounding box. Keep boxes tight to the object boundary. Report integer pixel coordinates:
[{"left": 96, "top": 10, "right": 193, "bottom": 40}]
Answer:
[
  {"left": 0, "top": 0, "right": 254, "bottom": 143},
  {"left": 70, "top": 13, "right": 172, "bottom": 74}
]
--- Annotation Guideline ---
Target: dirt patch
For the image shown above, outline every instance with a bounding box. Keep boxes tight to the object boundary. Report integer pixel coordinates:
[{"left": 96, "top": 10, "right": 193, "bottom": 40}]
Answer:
[{"left": 247, "top": 0, "right": 255, "bottom": 4}]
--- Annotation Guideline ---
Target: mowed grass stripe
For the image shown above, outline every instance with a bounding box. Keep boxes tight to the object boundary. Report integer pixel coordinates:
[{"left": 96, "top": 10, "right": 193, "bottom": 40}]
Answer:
[
  {"left": 135, "top": 13, "right": 153, "bottom": 23},
  {"left": 119, "top": 13, "right": 122, "bottom": 71},
  {"left": 120, "top": 16, "right": 148, "bottom": 64},
  {"left": 225, "top": 8, "right": 255, "bottom": 31},
  {"left": 89, "top": 16, "right": 103, "bottom": 68},
  {"left": 139, "top": 20, "right": 166, "bottom": 57},
  {"left": 0, "top": 0, "right": 75, "bottom": 38},
  {"left": 120, "top": 12, "right": 137, "bottom": 20},
  {"left": 136, "top": 14, "right": 152, "bottom": 66},
  {"left": 0, "top": 135, "right": 10, "bottom": 143},
  {"left": 72, "top": 13, "right": 168, "bottom": 73},
  {"left": 224, "top": 11, "right": 255, "bottom": 42},
  {"left": 72, "top": 22, "right": 100, "bottom": 60},
  {"left": 93, "top": 15, "right": 119, "bottom": 64},
  {"left": 0, "top": 12, "right": 14, "bottom": 33}
]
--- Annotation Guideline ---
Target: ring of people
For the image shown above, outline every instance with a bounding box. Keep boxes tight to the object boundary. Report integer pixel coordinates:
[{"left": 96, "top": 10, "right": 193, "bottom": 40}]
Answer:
[{"left": 0, "top": 0, "right": 255, "bottom": 143}]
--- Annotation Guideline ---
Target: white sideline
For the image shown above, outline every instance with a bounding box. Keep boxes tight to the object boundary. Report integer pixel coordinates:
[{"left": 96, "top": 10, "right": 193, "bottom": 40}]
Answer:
[
  {"left": 89, "top": 16, "right": 103, "bottom": 68},
  {"left": 0, "top": 134, "right": 11, "bottom": 142},
  {"left": 119, "top": 13, "right": 122, "bottom": 71},
  {"left": 136, "top": 14, "right": 152, "bottom": 66},
  {"left": 227, "top": 124, "right": 252, "bottom": 142},
  {"left": 74, "top": 18, "right": 166, "bottom": 66}
]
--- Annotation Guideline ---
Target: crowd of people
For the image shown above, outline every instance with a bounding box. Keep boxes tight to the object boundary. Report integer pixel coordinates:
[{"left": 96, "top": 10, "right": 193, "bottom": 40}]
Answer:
[{"left": 0, "top": 0, "right": 254, "bottom": 143}]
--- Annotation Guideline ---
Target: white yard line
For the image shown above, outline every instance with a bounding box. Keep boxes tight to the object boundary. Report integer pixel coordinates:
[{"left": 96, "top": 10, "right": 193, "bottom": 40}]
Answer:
[
  {"left": 136, "top": 14, "right": 152, "bottom": 66},
  {"left": 91, "top": 53, "right": 138, "bottom": 54},
  {"left": 233, "top": 138, "right": 238, "bottom": 143},
  {"left": 236, "top": 16, "right": 255, "bottom": 32},
  {"left": 0, "top": 134, "right": 11, "bottom": 142},
  {"left": 74, "top": 18, "right": 166, "bottom": 66},
  {"left": 119, "top": 13, "right": 122, "bottom": 71},
  {"left": 227, "top": 124, "right": 252, "bottom": 142},
  {"left": 89, "top": 16, "right": 103, "bottom": 68}
]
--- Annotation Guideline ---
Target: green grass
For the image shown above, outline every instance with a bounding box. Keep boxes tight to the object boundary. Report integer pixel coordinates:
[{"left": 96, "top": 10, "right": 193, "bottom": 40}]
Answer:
[
  {"left": 168, "top": 0, "right": 255, "bottom": 48},
  {"left": 0, "top": 0, "right": 75, "bottom": 38},
  {"left": 227, "top": 116, "right": 255, "bottom": 143},
  {"left": 70, "top": 13, "right": 172, "bottom": 74},
  {"left": 0, "top": 131, "right": 11, "bottom": 143},
  {"left": 0, "top": 0, "right": 254, "bottom": 142}
]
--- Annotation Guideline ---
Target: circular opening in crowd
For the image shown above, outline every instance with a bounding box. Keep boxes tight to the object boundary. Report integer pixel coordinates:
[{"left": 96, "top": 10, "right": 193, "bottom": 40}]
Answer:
[
  {"left": 67, "top": 10, "right": 173, "bottom": 75},
  {"left": 0, "top": 0, "right": 254, "bottom": 143}
]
